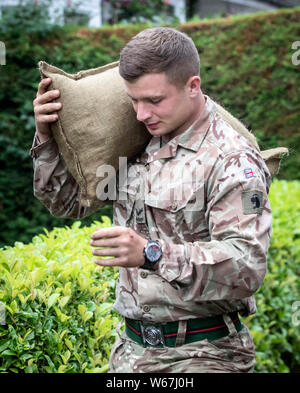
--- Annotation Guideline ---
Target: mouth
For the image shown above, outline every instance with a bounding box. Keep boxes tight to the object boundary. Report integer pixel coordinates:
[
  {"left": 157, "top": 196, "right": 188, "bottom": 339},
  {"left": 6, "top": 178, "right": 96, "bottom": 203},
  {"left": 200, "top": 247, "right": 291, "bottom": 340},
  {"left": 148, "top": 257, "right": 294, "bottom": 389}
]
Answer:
[{"left": 146, "top": 121, "right": 160, "bottom": 130}]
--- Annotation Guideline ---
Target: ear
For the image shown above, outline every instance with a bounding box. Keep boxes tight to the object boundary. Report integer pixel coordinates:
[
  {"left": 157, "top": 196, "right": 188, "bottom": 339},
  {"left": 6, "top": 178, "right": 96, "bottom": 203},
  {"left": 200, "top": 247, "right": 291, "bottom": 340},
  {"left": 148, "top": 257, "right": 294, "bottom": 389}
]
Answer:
[{"left": 186, "top": 76, "right": 201, "bottom": 97}]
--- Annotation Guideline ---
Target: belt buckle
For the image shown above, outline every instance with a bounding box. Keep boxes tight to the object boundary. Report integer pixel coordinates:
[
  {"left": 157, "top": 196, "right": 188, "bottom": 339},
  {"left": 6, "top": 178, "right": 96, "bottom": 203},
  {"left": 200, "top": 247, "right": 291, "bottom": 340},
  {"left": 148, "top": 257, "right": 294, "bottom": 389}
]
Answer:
[{"left": 139, "top": 322, "right": 165, "bottom": 347}]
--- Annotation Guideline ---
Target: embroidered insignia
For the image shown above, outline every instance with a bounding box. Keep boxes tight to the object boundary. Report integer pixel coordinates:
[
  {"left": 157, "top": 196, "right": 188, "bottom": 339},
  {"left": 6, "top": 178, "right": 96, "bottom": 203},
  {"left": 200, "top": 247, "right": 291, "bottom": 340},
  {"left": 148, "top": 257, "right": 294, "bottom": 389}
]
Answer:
[
  {"left": 135, "top": 199, "right": 146, "bottom": 224},
  {"left": 136, "top": 208, "right": 143, "bottom": 216},
  {"left": 244, "top": 168, "right": 256, "bottom": 179},
  {"left": 242, "top": 190, "right": 263, "bottom": 215}
]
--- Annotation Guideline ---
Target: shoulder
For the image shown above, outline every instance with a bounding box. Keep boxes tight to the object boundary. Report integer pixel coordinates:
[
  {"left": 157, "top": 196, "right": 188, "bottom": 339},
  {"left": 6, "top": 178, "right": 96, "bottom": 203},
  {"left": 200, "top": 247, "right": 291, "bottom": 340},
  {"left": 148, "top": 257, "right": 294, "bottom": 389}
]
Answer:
[
  {"left": 198, "top": 114, "right": 271, "bottom": 191},
  {"left": 204, "top": 113, "right": 257, "bottom": 157}
]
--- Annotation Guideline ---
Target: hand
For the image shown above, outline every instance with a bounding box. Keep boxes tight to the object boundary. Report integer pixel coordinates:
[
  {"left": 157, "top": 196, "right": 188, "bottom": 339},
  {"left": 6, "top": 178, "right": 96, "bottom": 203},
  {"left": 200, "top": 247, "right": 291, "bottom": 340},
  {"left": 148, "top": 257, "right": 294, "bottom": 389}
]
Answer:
[
  {"left": 33, "top": 78, "right": 62, "bottom": 142},
  {"left": 90, "top": 226, "right": 148, "bottom": 268}
]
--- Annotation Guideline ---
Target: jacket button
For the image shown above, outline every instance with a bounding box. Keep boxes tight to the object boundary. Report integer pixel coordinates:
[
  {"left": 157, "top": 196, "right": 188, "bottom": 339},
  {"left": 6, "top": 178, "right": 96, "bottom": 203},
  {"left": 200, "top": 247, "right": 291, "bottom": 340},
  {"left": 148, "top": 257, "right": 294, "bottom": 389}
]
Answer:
[
  {"left": 171, "top": 202, "right": 177, "bottom": 210},
  {"left": 142, "top": 305, "right": 151, "bottom": 312},
  {"left": 140, "top": 271, "right": 148, "bottom": 279}
]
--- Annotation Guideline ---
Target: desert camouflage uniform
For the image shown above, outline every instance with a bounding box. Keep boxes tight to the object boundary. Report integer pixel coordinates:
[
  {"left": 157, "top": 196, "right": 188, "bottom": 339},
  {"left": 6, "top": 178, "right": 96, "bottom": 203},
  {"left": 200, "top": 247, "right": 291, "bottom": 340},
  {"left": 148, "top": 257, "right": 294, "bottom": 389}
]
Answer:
[{"left": 30, "top": 95, "right": 272, "bottom": 373}]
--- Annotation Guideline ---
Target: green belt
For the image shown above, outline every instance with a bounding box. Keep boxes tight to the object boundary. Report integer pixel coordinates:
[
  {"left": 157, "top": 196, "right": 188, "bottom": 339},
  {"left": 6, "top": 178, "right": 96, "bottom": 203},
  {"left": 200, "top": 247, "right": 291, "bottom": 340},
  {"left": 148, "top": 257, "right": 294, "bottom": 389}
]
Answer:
[{"left": 125, "top": 312, "right": 243, "bottom": 348}]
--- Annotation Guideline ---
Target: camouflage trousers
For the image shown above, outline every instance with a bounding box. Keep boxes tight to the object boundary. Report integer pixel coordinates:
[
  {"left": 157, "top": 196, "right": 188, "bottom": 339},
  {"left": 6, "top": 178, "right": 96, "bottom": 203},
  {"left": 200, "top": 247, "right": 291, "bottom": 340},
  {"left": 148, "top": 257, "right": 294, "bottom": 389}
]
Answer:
[{"left": 108, "top": 317, "right": 256, "bottom": 373}]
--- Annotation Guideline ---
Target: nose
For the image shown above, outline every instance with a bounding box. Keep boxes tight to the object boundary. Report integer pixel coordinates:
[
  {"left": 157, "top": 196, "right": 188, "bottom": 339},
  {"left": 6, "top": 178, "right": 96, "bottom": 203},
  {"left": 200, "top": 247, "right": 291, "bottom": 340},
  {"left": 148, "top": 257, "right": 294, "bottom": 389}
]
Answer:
[{"left": 136, "top": 102, "right": 152, "bottom": 122}]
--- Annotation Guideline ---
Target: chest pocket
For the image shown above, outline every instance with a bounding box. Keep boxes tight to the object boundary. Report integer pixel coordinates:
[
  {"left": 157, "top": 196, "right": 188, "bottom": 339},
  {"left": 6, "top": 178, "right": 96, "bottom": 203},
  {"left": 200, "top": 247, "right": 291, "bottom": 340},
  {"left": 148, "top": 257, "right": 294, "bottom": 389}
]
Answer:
[{"left": 144, "top": 168, "right": 207, "bottom": 240}]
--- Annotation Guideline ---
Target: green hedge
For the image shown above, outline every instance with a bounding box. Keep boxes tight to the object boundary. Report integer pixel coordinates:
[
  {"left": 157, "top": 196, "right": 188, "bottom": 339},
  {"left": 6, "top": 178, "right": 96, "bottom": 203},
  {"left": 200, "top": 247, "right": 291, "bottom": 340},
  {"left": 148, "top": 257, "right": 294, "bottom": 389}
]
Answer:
[
  {"left": 0, "top": 180, "right": 299, "bottom": 373},
  {"left": 244, "top": 179, "right": 300, "bottom": 373},
  {"left": 0, "top": 217, "right": 119, "bottom": 373}
]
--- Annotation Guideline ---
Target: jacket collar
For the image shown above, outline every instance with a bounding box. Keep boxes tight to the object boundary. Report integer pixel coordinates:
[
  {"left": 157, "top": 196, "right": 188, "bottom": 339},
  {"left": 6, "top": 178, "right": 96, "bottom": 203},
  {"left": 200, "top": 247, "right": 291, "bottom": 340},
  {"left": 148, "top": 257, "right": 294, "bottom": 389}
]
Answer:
[{"left": 141, "top": 95, "right": 217, "bottom": 164}]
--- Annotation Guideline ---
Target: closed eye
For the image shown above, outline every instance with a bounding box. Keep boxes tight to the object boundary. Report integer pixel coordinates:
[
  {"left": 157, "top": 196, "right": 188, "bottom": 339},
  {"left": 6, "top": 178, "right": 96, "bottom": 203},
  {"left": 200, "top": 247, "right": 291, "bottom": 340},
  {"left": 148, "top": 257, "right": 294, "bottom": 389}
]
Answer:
[
  {"left": 150, "top": 98, "right": 162, "bottom": 104},
  {"left": 127, "top": 94, "right": 163, "bottom": 104}
]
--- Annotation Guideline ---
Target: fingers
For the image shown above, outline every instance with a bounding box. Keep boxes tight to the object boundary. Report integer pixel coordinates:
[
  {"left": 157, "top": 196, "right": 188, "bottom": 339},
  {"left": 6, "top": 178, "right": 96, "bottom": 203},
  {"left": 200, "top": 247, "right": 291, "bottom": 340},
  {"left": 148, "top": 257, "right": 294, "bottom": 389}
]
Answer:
[
  {"left": 94, "top": 257, "right": 123, "bottom": 267},
  {"left": 37, "top": 77, "right": 52, "bottom": 96},
  {"left": 35, "top": 102, "right": 62, "bottom": 115},
  {"left": 35, "top": 88, "right": 61, "bottom": 106},
  {"left": 33, "top": 102, "right": 62, "bottom": 124},
  {"left": 92, "top": 247, "right": 120, "bottom": 258},
  {"left": 91, "top": 226, "right": 129, "bottom": 240},
  {"left": 90, "top": 238, "right": 119, "bottom": 248},
  {"left": 33, "top": 79, "right": 62, "bottom": 124},
  {"left": 34, "top": 78, "right": 61, "bottom": 106},
  {"left": 37, "top": 113, "right": 59, "bottom": 123}
]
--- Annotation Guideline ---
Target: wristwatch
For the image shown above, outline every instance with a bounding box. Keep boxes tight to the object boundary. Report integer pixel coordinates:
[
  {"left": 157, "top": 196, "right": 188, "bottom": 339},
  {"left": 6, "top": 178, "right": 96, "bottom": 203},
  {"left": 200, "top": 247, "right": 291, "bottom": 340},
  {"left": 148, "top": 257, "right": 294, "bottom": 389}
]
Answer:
[{"left": 141, "top": 240, "right": 162, "bottom": 270}]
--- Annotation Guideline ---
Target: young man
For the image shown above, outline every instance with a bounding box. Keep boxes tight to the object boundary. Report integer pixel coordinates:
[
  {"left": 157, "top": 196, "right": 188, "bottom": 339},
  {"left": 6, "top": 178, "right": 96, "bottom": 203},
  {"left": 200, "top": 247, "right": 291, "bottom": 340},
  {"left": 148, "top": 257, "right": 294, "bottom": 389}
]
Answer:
[{"left": 31, "top": 27, "right": 272, "bottom": 373}]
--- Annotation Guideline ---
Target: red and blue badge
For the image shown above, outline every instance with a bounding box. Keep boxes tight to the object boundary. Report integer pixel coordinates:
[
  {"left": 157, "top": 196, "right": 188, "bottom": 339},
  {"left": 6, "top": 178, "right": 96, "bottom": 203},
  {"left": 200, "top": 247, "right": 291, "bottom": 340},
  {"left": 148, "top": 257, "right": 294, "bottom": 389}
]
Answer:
[{"left": 244, "top": 168, "right": 256, "bottom": 179}]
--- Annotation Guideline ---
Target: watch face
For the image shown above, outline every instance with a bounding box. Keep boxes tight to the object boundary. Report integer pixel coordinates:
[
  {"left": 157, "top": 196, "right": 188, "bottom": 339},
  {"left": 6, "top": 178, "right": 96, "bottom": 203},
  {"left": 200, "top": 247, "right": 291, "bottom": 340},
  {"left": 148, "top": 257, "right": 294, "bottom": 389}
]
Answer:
[{"left": 147, "top": 243, "right": 162, "bottom": 262}]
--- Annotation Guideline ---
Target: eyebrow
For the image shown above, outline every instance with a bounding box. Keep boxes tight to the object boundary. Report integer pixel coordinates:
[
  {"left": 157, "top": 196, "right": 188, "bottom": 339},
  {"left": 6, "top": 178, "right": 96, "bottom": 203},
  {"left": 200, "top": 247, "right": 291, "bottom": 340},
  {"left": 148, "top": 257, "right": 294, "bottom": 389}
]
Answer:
[{"left": 126, "top": 93, "right": 164, "bottom": 101}]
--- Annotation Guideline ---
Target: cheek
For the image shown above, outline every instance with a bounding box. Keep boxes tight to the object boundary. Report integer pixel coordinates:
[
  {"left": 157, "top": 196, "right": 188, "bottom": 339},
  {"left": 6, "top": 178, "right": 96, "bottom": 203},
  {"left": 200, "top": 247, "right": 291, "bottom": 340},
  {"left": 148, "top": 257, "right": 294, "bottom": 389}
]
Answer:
[
  {"left": 163, "top": 104, "right": 187, "bottom": 124},
  {"left": 157, "top": 102, "right": 177, "bottom": 120}
]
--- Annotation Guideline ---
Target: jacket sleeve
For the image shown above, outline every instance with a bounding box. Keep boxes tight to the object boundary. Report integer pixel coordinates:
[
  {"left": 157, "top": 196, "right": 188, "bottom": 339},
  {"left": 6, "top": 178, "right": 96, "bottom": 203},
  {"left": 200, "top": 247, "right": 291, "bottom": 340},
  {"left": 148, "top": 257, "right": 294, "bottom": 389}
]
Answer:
[
  {"left": 30, "top": 134, "right": 110, "bottom": 218},
  {"left": 156, "top": 149, "right": 272, "bottom": 301}
]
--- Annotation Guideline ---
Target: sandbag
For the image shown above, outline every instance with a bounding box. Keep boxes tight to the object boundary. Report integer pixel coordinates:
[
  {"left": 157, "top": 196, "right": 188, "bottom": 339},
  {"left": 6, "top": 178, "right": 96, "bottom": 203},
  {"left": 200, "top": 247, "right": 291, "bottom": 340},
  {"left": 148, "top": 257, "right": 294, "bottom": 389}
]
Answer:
[
  {"left": 38, "top": 61, "right": 288, "bottom": 210},
  {"left": 214, "top": 101, "right": 289, "bottom": 176},
  {"left": 38, "top": 61, "right": 149, "bottom": 209}
]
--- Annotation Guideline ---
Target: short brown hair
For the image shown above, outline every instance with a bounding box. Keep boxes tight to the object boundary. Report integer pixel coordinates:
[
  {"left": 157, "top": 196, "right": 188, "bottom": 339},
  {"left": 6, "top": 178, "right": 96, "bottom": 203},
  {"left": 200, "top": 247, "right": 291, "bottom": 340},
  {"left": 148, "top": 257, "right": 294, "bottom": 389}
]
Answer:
[{"left": 119, "top": 27, "right": 200, "bottom": 87}]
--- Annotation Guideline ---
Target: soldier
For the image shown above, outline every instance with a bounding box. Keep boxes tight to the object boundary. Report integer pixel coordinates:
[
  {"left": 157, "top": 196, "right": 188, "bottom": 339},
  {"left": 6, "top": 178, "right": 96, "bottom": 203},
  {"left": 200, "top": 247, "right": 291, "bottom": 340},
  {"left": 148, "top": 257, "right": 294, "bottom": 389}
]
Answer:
[{"left": 31, "top": 27, "right": 272, "bottom": 373}]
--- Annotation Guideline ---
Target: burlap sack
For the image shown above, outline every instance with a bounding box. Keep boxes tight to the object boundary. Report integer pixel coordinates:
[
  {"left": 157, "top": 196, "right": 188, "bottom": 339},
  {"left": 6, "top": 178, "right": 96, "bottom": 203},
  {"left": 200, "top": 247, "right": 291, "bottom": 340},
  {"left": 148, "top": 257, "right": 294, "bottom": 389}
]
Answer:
[
  {"left": 38, "top": 61, "right": 288, "bottom": 210},
  {"left": 214, "top": 102, "right": 289, "bottom": 176},
  {"left": 38, "top": 61, "right": 150, "bottom": 209}
]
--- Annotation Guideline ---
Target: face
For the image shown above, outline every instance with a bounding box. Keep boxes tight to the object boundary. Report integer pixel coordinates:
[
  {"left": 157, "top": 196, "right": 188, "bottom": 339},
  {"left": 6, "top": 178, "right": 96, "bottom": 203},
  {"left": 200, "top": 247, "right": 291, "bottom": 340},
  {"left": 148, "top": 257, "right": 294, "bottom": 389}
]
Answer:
[{"left": 123, "top": 73, "right": 200, "bottom": 141}]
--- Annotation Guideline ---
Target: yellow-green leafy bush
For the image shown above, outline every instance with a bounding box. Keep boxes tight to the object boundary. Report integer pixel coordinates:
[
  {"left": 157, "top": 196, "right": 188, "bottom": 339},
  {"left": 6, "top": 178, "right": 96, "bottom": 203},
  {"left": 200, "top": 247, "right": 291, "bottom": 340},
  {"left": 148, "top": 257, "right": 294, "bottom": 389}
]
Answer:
[
  {"left": 246, "top": 179, "right": 300, "bottom": 372},
  {"left": 0, "top": 180, "right": 299, "bottom": 373},
  {"left": 0, "top": 217, "right": 120, "bottom": 373}
]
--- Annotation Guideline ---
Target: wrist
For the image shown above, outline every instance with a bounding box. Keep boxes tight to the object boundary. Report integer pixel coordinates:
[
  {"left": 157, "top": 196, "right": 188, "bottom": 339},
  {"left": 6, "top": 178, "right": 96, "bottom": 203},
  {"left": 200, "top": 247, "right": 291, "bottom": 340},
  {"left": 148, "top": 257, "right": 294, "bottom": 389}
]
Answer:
[{"left": 36, "top": 131, "right": 51, "bottom": 144}]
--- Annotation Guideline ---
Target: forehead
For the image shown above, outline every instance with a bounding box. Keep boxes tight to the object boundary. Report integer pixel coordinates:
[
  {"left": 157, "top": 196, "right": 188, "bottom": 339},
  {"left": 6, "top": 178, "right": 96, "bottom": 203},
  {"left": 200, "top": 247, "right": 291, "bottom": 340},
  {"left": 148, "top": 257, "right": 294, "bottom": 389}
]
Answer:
[{"left": 123, "top": 72, "right": 178, "bottom": 99}]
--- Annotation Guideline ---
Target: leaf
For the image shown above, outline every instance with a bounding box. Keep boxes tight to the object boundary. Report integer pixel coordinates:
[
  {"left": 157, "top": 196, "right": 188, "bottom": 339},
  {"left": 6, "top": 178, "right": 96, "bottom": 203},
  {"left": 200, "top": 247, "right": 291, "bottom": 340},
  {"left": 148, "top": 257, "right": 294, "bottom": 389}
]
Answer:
[
  {"left": 0, "top": 341, "right": 10, "bottom": 353},
  {"left": 63, "top": 282, "right": 72, "bottom": 296},
  {"left": 47, "top": 293, "right": 60, "bottom": 308},
  {"left": 44, "top": 355, "right": 56, "bottom": 372},
  {"left": 58, "top": 365, "right": 68, "bottom": 373},
  {"left": 58, "top": 296, "right": 70, "bottom": 308},
  {"left": 10, "top": 300, "right": 18, "bottom": 314},
  {"left": 98, "top": 303, "right": 112, "bottom": 315},
  {"left": 60, "top": 350, "right": 70, "bottom": 365},
  {"left": 54, "top": 307, "right": 71, "bottom": 323},
  {"left": 21, "top": 353, "right": 32, "bottom": 361},
  {"left": 78, "top": 304, "right": 86, "bottom": 317},
  {"left": 83, "top": 311, "right": 93, "bottom": 323},
  {"left": 27, "top": 359, "right": 34, "bottom": 367},
  {"left": 64, "top": 338, "right": 73, "bottom": 351},
  {"left": 1, "top": 350, "right": 17, "bottom": 356},
  {"left": 18, "top": 293, "right": 25, "bottom": 305},
  {"left": 74, "top": 353, "right": 81, "bottom": 363},
  {"left": 59, "top": 330, "right": 67, "bottom": 341}
]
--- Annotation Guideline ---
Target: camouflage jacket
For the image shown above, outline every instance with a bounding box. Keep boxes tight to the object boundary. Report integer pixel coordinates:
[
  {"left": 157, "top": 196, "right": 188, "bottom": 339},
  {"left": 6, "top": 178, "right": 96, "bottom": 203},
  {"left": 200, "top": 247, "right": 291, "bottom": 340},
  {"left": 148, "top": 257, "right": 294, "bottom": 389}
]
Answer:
[{"left": 30, "top": 95, "right": 272, "bottom": 323}]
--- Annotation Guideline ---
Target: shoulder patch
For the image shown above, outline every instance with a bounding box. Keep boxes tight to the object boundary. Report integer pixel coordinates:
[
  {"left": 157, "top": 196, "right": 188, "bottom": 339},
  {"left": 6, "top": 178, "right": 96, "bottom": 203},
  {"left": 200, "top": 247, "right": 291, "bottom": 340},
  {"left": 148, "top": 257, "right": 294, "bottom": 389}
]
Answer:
[
  {"left": 244, "top": 168, "right": 256, "bottom": 179},
  {"left": 242, "top": 190, "right": 263, "bottom": 215}
]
